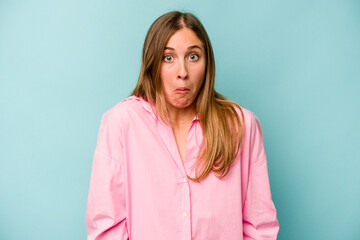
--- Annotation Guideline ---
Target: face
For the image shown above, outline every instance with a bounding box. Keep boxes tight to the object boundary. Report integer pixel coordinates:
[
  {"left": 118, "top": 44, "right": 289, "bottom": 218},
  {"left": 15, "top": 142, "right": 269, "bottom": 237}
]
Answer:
[{"left": 160, "top": 27, "right": 206, "bottom": 112}]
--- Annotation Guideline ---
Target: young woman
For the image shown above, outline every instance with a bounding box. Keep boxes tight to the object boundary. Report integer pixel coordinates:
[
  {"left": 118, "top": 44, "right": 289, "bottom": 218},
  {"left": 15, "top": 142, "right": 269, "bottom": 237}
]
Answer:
[{"left": 86, "top": 11, "right": 279, "bottom": 240}]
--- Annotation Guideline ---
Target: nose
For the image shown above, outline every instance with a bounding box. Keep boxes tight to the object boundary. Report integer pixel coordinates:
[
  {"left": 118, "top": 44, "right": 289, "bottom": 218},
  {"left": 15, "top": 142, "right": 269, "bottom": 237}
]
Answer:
[{"left": 177, "top": 60, "right": 188, "bottom": 80}]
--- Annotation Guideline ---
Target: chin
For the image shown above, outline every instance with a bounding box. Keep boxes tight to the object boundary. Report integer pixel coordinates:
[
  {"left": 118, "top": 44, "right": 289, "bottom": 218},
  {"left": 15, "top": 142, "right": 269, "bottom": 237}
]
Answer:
[
  {"left": 171, "top": 99, "right": 193, "bottom": 109},
  {"left": 178, "top": 98, "right": 191, "bottom": 104},
  {"left": 164, "top": 94, "right": 196, "bottom": 110}
]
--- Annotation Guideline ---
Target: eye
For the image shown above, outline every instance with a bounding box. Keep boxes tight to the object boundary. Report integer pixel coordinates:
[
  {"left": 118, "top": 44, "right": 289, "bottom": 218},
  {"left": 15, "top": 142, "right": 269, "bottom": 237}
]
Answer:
[
  {"left": 163, "top": 55, "right": 174, "bottom": 62},
  {"left": 189, "top": 53, "right": 199, "bottom": 61}
]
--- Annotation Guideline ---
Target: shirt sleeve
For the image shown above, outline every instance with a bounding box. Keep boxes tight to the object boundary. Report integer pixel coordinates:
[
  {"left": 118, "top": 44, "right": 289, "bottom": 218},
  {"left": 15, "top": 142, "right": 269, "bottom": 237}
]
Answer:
[
  {"left": 86, "top": 111, "right": 129, "bottom": 240},
  {"left": 242, "top": 112, "right": 279, "bottom": 239}
]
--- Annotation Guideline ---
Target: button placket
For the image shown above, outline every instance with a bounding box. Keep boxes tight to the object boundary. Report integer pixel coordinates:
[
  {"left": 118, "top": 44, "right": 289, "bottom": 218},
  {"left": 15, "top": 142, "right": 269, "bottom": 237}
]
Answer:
[{"left": 179, "top": 176, "right": 191, "bottom": 240}]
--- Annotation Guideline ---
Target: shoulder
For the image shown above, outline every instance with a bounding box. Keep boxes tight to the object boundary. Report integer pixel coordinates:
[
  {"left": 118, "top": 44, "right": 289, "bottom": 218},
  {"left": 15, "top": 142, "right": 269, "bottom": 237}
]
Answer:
[
  {"left": 234, "top": 105, "right": 264, "bottom": 140},
  {"left": 237, "top": 107, "right": 265, "bottom": 152},
  {"left": 240, "top": 107, "right": 260, "bottom": 125},
  {"left": 106, "top": 95, "right": 144, "bottom": 115},
  {"left": 99, "top": 96, "right": 151, "bottom": 130},
  {"left": 232, "top": 104, "right": 261, "bottom": 128}
]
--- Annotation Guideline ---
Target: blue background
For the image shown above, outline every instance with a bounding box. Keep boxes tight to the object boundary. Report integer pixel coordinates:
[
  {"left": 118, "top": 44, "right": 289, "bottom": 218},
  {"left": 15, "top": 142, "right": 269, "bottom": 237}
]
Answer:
[{"left": 1, "top": 0, "right": 359, "bottom": 239}]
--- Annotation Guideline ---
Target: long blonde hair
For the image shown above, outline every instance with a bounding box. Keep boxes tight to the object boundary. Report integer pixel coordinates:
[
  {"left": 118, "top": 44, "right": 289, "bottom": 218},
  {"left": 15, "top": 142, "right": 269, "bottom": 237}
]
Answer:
[{"left": 131, "top": 11, "right": 245, "bottom": 181}]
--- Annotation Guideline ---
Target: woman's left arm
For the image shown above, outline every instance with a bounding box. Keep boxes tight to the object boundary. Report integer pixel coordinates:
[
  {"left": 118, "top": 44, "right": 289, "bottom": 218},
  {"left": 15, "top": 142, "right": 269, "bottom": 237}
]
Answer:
[{"left": 242, "top": 112, "right": 280, "bottom": 239}]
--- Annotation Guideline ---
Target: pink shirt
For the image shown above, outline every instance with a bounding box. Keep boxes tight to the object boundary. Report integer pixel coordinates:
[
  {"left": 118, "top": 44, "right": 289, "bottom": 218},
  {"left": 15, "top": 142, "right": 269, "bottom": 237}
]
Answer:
[{"left": 86, "top": 96, "right": 279, "bottom": 240}]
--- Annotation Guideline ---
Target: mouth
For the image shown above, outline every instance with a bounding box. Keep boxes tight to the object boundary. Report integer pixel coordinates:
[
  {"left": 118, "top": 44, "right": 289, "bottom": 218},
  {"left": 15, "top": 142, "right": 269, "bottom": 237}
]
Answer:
[{"left": 174, "top": 87, "right": 190, "bottom": 93}]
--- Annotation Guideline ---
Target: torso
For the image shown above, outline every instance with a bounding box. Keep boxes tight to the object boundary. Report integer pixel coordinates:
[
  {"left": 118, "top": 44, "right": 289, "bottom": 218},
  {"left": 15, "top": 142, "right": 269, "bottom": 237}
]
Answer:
[{"left": 93, "top": 96, "right": 266, "bottom": 239}]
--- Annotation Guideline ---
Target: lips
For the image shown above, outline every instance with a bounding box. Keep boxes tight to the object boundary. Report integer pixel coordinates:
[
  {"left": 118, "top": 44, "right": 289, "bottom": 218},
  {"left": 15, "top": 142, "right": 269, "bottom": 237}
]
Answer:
[{"left": 174, "top": 87, "right": 190, "bottom": 93}]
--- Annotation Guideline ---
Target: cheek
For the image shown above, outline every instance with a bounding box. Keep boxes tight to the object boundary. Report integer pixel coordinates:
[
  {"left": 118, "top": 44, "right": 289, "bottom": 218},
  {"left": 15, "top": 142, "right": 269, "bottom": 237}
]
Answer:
[
  {"left": 193, "top": 66, "right": 206, "bottom": 87},
  {"left": 160, "top": 67, "right": 174, "bottom": 93},
  {"left": 194, "top": 59, "right": 206, "bottom": 76}
]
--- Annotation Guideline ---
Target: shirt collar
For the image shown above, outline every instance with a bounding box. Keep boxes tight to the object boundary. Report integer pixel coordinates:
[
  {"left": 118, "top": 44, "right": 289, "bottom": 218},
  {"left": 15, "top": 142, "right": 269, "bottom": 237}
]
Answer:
[
  {"left": 193, "top": 114, "right": 200, "bottom": 122},
  {"left": 127, "top": 95, "right": 157, "bottom": 119},
  {"left": 130, "top": 95, "right": 200, "bottom": 122}
]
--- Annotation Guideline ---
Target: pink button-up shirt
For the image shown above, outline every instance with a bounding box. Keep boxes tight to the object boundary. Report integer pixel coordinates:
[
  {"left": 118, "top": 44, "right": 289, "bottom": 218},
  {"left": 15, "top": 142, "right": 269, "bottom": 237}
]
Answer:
[{"left": 86, "top": 96, "right": 279, "bottom": 240}]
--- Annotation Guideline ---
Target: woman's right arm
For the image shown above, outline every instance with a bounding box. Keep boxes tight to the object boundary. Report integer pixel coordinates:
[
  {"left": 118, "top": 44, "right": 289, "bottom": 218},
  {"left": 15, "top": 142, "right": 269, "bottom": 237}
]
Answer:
[{"left": 86, "top": 111, "right": 129, "bottom": 240}]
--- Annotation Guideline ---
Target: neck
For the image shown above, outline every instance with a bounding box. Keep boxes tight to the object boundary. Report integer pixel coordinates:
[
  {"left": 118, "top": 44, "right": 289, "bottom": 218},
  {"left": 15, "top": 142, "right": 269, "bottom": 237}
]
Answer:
[{"left": 166, "top": 103, "right": 197, "bottom": 129}]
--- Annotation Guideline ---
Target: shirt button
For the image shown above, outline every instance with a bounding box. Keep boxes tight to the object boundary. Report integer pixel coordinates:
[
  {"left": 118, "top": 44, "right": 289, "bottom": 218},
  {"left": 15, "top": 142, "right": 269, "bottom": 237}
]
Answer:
[
  {"left": 183, "top": 212, "right": 188, "bottom": 217},
  {"left": 183, "top": 178, "right": 187, "bottom": 182}
]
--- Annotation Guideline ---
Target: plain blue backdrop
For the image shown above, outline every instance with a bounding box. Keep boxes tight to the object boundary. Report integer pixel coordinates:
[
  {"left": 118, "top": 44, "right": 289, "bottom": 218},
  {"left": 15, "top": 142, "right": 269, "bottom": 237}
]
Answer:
[{"left": 1, "top": 0, "right": 359, "bottom": 239}]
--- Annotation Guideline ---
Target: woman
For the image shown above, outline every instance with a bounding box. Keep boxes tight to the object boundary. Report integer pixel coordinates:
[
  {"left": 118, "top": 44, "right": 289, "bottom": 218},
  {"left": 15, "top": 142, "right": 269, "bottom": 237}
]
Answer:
[{"left": 86, "top": 11, "right": 279, "bottom": 240}]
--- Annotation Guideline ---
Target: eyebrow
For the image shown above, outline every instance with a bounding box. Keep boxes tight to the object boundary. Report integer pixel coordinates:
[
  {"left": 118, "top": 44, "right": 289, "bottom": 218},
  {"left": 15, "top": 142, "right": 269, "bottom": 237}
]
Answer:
[{"left": 164, "top": 45, "right": 203, "bottom": 51}]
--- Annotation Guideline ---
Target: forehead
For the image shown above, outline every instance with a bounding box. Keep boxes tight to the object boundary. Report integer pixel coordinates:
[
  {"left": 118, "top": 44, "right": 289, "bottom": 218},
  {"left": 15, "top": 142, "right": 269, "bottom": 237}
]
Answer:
[{"left": 165, "top": 28, "right": 203, "bottom": 48}]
